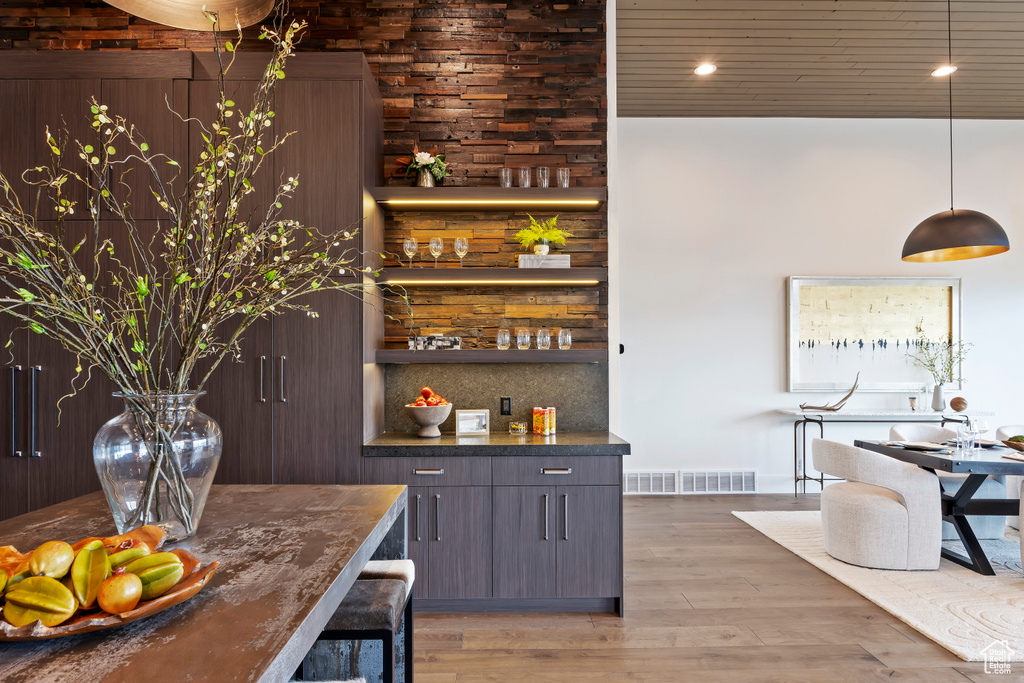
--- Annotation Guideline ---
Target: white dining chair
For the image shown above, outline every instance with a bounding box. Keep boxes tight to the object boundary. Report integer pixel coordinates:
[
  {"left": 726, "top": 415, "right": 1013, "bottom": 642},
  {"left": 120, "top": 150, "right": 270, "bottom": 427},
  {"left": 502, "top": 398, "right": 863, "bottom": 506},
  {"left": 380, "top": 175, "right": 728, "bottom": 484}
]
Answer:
[
  {"left": 813, "top": 439, "right": 941, "bottom": 570},
  {"left": 996, "top": 425, "right": 1024, "bottom": 531},
  {"left": 890, "top": 424, "right": 1007, "bottom": 540}
]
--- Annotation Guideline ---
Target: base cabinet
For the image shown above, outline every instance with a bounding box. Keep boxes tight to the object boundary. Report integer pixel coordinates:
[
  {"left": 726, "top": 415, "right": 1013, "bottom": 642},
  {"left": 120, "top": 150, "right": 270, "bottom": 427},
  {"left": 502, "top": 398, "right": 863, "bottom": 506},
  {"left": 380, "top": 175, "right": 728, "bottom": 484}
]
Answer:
[{"left": 427, "top": 485, "right": 492, "bottom": 599}]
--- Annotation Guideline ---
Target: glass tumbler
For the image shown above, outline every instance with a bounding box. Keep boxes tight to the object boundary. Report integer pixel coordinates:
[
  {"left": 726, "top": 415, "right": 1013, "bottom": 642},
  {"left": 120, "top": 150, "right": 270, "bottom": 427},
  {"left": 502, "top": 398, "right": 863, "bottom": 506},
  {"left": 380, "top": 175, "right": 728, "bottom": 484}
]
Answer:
[
  {"left": 957, "top": 422, "right": 975, "bottom": 452},
  {"left": 556, "top": 167, "right": 570, "bottom": 188},
  {"left": 516, "top": 328, "right": 531, "bottom": 350},
  {"left": 499, "top": 168, "right": 513, "bottom": 188},
  {"left": 496, "top": 328, "right": 511, "bottom": 350},
  {"left": 537, "top": 167, "right": 550, "bottom": 188},
  {"left": 536, "top": 329, "right": 551, "bottom": 350},
  {"left": 558, "top": 328, "right": 572, "bottom": 350},
  {"left": 518, "top": 167, "right": 531, "bottom": 188}
]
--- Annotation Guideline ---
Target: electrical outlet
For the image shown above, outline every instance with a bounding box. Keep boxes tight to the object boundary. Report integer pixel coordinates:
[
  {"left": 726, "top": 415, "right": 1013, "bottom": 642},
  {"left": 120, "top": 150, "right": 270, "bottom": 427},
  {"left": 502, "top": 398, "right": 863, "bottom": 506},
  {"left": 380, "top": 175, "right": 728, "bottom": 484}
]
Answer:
[{"left": 500, "top": 397, "right": 512, "bottom": 415}]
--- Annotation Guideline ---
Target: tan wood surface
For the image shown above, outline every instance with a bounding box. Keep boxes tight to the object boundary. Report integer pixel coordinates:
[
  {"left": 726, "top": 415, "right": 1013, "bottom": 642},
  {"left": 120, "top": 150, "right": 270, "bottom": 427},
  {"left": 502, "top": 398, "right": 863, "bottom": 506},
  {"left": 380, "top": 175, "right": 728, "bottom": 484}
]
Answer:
[
  {"left": 0, "top": 484, "right": 406, "bottom": 683},
  {"left": 413, "top": 494, "right": 1003, "bottom": 681}
]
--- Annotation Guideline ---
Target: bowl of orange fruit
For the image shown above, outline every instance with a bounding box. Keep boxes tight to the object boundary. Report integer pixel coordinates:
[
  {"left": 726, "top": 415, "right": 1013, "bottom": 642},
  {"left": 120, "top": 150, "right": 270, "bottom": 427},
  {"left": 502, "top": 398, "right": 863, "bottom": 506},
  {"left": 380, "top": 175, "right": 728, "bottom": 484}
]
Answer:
[{"left": 404, "top": 387, "right": 452, "bottom": 437}]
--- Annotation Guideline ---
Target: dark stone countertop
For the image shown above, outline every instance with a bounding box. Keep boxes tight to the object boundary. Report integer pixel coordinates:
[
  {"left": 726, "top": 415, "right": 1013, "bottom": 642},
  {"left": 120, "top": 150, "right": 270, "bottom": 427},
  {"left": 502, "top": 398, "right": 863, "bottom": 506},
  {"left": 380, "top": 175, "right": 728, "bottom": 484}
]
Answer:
[{"left": 364, "top": 430, "right": 630, "bottom": 456}]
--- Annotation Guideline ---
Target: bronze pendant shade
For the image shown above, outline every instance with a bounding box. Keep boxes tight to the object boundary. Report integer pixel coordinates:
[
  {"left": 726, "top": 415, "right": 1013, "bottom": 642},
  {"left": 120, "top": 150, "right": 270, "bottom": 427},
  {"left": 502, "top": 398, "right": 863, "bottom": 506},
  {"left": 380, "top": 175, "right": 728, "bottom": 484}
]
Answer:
[
  {"left": 102, "top": 0, "right": 274, "bottom": 31},
  {"left": 902, "top": 209, "right": 1010, "bottom": 262}
]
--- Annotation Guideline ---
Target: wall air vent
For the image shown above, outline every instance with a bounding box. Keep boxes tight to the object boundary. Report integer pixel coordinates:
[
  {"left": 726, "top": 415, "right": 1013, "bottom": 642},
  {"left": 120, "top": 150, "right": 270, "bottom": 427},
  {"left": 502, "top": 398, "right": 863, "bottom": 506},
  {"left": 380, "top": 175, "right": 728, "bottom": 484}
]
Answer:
[
  {"left": 680, "top": 470, "right": 757, "bottom": 494},
  {"left": 623, "top": 471, "right": 679, "bottom": 495}
]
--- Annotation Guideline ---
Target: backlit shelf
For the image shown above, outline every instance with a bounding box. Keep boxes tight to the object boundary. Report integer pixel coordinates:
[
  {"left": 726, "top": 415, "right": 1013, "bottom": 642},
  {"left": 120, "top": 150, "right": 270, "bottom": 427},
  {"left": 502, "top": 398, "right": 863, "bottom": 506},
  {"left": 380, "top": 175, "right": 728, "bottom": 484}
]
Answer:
[
  {"left": 373, "top": 186, "right": 607, "bottom": 212},
  {"left": 378, "top": 267, "right": 606, "bottom": 287},
  {"left": 376, "top": 349, "right": 607, "bottom": 364}
]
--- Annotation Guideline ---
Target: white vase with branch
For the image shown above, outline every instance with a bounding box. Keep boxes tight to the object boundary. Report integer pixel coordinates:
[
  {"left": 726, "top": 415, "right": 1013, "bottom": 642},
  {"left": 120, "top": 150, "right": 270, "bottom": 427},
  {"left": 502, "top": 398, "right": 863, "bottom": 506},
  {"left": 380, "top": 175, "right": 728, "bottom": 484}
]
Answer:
[{"left": 905, "top": 326, "right": 970, "bottom": 412}]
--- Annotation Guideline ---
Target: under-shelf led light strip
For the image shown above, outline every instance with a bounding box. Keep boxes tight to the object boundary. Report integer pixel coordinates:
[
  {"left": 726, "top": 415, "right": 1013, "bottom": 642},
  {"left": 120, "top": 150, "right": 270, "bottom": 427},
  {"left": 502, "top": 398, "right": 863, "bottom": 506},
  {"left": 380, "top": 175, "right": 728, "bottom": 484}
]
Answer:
[
  {"left": 381, "top": 199, "right": 601, "bottom": 207},
  {"left": 384, "top": 279, "right": 601, "bottom": 286}
]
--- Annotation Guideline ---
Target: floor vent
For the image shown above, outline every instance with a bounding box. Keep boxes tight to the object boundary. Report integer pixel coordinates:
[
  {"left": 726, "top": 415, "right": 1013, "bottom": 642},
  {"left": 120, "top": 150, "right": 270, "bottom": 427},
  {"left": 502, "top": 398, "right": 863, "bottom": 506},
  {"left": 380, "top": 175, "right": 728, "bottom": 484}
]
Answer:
[
  {"left": 623, "top": 470, "right": 679, "bottom": 495},
  {"left": 680, "top": 470, "right": 757, "bottom": 494}
]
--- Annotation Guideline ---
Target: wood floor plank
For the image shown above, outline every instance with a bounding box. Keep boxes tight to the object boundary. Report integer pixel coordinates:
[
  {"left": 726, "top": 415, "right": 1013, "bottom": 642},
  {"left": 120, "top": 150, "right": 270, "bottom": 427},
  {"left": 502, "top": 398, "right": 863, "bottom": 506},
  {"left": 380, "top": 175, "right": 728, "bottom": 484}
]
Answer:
[{"left": 460, "top": 624, "right": 763, "bottom": 650}]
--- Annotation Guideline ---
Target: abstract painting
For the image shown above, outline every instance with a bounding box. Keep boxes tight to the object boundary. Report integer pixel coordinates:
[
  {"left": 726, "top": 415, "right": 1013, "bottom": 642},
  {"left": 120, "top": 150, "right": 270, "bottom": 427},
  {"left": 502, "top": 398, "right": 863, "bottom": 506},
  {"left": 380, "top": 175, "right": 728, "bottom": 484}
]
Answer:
[{"left": 787, "top": 276, "right": 961, "bottom": 392}]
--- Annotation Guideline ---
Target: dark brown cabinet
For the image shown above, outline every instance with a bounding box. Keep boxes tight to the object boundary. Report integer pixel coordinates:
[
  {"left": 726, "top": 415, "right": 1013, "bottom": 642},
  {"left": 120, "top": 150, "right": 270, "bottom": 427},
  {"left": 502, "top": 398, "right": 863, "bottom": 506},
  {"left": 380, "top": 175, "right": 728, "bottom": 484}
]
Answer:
[
  {"left": 427, "top": 485, "right": 492, "bottom": 599},
  {"left": 493, "top": 486, "right": 557, "bottom": 598},
  {"left": 556, "top": 485, "right": 620, "bottom": 598}
]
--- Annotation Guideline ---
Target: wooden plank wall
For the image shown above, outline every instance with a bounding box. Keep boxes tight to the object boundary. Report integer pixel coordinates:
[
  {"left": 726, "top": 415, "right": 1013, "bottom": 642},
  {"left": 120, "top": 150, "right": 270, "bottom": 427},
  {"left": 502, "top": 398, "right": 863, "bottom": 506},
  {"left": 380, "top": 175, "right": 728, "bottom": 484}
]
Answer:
[{"left": 0, "top": 0, "right": 608, "bottom": 350}]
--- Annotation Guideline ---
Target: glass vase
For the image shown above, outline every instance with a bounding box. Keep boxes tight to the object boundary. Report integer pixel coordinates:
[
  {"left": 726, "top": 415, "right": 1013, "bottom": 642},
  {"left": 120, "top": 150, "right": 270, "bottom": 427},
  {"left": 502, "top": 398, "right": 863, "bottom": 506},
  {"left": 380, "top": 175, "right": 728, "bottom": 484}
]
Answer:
[{"left": 93, "top": 392, "right": 223, "bottom": 541}]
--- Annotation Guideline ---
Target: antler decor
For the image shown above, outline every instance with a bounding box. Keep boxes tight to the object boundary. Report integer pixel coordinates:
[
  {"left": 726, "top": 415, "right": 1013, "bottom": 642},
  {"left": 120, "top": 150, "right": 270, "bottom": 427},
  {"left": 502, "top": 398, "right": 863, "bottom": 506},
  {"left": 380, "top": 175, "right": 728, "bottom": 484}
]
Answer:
[{"left": 800, "top": 373, "right": 860, "bottom": 412}]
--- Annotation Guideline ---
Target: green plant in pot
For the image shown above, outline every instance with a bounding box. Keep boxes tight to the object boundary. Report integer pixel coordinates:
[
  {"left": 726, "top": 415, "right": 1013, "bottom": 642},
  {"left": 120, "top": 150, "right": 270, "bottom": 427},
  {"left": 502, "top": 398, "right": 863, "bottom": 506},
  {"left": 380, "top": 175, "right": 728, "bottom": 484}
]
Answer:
[
  {"left": 514, "top": 214, "right": 573, "bottom": 255},
  {"left": 0, "top": 14, "right": 402, "bottom": 541}
]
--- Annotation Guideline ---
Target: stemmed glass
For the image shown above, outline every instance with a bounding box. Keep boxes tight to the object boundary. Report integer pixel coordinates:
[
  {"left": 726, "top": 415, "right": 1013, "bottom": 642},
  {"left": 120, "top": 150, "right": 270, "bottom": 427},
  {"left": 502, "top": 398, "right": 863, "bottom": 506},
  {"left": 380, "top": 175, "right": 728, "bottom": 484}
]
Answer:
[
  {"left": 403, "top": 237, "right": 418, "bottom": 268},
  {"left": 972, "top": 418, "right": 990, "bottom": 449},
  {"left": 429, "top": 237, "right": 443, "bottom": 268},
  {"left": 454, "top": 237, "right": 469, "bottom": 267}
]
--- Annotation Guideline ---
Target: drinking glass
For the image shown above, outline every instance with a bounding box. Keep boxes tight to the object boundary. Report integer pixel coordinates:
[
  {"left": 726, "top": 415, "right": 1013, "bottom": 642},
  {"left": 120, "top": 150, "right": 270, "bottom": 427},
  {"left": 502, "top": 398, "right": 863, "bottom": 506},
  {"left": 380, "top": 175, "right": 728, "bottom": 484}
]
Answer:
[
  {"left": 403, "top": 237, "right": 418, "bottom": 268},
  {"left": 957, "top": 421, "right": 975, "bottom": 453},
  {"left": 429, "top": 237, "right": 443, "bottom": 267},
  {"left": 516, "top": 328, "right": 531, "bottom": 350},
  {"left": 454, "top": 237, "right": 469, "bottom": 267},
  {"left": 496, "top": 328, "right": 510, "bottom": 350},
  {"left": 556, "top": 167, "right": 570, "bottom": 188},
  {"left": 537, "top": 166, "right": 550, "bottom": 188},
  {"left": 518, "top": 167, "right": 531, "bottom": 188},
  {"left": 499, "top": 168, "right": 513, "bottom": 188},
  {"left": 536, "top": 329, "right": 551, "bottom": 350},
  {"left": 558, "top": 328, "right": 572, "bottom": 350}
]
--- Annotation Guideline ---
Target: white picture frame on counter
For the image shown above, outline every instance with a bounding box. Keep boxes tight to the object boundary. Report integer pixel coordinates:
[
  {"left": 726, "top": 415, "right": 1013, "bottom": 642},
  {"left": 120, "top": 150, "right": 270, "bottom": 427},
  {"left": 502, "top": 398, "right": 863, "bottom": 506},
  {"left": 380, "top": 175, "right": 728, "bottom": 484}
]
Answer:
[{"left": 455, "top": 409, "right": 490, "bottom": 436}]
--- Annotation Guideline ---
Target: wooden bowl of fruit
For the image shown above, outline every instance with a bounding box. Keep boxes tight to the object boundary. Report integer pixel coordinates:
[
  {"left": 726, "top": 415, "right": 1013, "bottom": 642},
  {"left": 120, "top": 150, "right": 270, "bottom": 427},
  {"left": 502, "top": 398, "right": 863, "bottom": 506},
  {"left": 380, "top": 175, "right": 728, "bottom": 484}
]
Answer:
[
  {"left": 405, "top": 387, "right": 452, "bottom": 437},
  {"left": 1001, "top": 436, "right": 1024, "bottom": 452}
]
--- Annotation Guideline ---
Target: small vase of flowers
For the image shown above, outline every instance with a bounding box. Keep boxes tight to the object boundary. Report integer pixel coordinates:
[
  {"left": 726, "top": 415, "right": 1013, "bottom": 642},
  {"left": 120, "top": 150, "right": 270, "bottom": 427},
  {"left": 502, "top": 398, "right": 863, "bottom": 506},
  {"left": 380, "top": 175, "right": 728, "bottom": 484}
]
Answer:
[
  {"left": 397, "top": 144, "right": 450, "bottom": 187},
  {"left": 515, "top": 214, "right": 573, "bottom": 255}
]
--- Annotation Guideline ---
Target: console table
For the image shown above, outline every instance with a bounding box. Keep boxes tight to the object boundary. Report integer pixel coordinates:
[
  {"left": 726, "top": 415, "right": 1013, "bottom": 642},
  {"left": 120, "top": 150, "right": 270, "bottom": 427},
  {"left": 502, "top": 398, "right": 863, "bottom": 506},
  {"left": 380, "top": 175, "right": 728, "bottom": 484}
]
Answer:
[
  {"left": 0, "top": 484, "right": 407, "bottom": 683},
  {"left": 777, "top": 409, "right": 993, "bottom": 496}
]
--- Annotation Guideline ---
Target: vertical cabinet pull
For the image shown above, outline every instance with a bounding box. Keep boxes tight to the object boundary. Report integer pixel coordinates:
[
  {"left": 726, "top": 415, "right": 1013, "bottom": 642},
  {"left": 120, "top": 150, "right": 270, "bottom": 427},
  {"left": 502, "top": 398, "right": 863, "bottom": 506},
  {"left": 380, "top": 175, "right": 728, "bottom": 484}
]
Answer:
[
  {"left": 543, "top": 493, "right": 549, "bottom": 540},
  {"left": 9, "top": 365, "right": 21, "bottom": 457},
  {"left": 563, "top": 493, "right": 569, "bottom": 541},
  {"left": 434, "top": 493, "right": 441, "bottom": 542},
  {"left": 259, "top": 356, "right": 266, "bottom": 403},
  {"left": 29, "top": 366, "right": 40, "bottom": 457},
  {"left": 415, "top": 494, "right": 422, "bottom": 542},
  {"left": 279, "top": 356, "right": 287, "bottom": 403}
]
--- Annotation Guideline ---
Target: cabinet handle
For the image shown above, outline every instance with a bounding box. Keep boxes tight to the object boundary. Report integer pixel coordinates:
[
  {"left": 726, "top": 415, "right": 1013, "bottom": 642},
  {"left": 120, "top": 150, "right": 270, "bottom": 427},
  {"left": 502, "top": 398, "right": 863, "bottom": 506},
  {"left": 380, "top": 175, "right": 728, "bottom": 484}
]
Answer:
[
  {"left": 563, "top": 493, "right": 569, "bottom": 541},
  {"left": 412, "top": 468, "right": 444, "bottom": 475},
  {"left": 434, "top": 493, "right": 441, "bottom": 542},
  {"left": 259, "top": 356, "right": 266, "bottom": 403},
  {"left": 541, "top": 467, "right": 571, "bottom": 475},
  {"left": 544, "top": 493, "right": 549, "bottom": 541},
  {"left": 9, "top": 365, "right": 21, "bottom": 457},
  {"left": 279, "top": 356, "right": 287, "bottom": 403},
  {"left": 29, "top": 366, "right": 40, "bottom": 457},
  {"left": 415, "top": 494, "right": 421, "bottom": 542}
]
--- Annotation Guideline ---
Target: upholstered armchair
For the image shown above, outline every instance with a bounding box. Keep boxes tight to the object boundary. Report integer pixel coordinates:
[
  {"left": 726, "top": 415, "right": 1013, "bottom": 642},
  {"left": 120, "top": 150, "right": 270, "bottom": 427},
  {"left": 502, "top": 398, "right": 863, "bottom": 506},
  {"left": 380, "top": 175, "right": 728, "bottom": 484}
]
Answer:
[
  {"left": 813, "top": 438, "right": 941, "bottom": 570},
  {"left": 890, "top": 424, "right": 1007, "bottom": 540}
]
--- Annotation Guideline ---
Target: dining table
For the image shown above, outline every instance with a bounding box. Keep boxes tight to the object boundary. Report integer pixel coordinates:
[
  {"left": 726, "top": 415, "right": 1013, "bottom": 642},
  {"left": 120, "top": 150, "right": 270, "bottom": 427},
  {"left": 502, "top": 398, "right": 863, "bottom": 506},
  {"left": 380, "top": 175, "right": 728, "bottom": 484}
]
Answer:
[
  {"left": 854, "top": 439, "right": 1023, "bottom": 575},
  {"left": 0, "top": 484, "right": 407, "bottom": 682}
]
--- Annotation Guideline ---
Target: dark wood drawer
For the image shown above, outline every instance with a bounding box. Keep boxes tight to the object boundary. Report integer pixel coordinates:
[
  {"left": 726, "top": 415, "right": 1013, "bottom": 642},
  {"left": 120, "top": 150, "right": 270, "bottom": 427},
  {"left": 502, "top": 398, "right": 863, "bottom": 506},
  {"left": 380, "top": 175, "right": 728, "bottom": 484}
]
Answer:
[
  {"left": 363, "top": 457, "right": 491, "bottom": 487},
  {"left": 491, "top": 456, "right": 620, "bottom": 486}
]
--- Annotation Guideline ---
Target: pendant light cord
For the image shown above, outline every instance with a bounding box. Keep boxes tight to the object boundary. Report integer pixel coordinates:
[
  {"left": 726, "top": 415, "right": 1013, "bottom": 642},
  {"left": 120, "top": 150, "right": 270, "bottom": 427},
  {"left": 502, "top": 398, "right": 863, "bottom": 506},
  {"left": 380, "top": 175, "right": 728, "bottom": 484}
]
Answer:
[{"left": 948, "top": 0, "right": 954, "bottom": 212}]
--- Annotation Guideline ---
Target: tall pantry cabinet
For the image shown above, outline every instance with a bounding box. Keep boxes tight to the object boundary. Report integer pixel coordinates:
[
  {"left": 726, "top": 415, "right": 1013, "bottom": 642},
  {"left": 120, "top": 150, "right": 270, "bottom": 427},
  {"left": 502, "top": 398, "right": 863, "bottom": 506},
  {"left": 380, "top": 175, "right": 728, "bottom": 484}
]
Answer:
[{"left": 0, "top": 51, "right": 383, "bottom": 521}]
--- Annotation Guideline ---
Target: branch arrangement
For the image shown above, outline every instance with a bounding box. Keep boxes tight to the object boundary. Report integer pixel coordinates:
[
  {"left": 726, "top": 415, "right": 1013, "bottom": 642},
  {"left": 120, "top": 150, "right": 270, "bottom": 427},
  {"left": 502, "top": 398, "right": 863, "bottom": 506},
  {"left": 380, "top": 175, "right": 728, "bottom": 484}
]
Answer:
[{"left": 906, "top": 323, "right": 970, "bottom": 385}]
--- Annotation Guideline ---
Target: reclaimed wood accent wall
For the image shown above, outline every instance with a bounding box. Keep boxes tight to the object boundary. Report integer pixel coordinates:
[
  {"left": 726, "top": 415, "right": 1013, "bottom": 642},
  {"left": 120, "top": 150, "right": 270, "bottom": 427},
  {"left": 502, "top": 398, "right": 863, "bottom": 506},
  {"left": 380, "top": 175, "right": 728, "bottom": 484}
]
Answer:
[{"left": 1, "top": 0, "right": 608, "bottom": 350}]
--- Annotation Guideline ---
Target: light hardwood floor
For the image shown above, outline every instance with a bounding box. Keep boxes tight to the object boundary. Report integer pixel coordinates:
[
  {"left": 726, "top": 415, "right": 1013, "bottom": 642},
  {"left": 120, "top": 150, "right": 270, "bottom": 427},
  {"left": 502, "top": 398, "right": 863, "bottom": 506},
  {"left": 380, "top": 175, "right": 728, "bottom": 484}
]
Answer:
[{"left": 413, "top": 494, "right": 1023, "bottom": 682}]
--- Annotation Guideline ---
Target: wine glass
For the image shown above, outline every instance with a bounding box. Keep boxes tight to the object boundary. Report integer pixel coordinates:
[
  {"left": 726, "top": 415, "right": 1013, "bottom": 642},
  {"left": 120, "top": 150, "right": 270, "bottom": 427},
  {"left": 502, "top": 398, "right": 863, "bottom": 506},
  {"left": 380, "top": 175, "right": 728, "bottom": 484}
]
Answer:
[
  {"left": 454, "top": 237, "right": 469, "bottom": 267},
  {"left": 536, "top": 329, "right": 551, "bottom": 350},
  {"left": 496, "top": 328, "right": 510, "bottom": 350},
  {"left": 516, "top": 328, "right": 531, "bottom": 350},
  {"left": 558, "top": 328, "right": 572, "bottom": 350},
  {"left": 403, "top": 237, "right": 418, "bottom": 268},
  {"left": 972, "top": 419, "right": 990, "bottom": 449},
  {"left": 429, "top": 237, "right": 443, "bottom": 268}
]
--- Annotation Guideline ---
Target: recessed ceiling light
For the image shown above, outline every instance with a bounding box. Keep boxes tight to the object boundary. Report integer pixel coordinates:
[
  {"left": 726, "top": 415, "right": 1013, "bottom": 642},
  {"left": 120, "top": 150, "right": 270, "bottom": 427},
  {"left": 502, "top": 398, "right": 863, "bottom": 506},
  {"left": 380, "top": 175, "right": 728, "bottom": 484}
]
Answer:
[
  {"left": 694, "top": 63, "right": 717, "bottom": 76},
  {"left": 931, "top": 65, "right": 957, "bottom": 77}
]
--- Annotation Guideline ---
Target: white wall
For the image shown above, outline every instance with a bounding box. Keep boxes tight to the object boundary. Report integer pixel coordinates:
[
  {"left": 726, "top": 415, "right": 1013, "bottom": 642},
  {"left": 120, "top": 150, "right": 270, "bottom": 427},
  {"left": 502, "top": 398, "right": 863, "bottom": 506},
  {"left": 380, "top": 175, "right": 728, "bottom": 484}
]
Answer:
[{"left": 617, "top": 118, "right": 1024, "bottom": 492}]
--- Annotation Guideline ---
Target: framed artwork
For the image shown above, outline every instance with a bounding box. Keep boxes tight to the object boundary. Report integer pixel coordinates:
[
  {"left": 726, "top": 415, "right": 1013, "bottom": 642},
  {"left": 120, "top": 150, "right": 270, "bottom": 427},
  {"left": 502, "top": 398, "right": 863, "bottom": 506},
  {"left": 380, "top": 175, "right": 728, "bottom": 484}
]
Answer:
[
  {"left": 455, "top": 409, "right": 490, "bottom": 436},
  {"left": 787, "top": 276, "right": 961, "bottom": 392}
]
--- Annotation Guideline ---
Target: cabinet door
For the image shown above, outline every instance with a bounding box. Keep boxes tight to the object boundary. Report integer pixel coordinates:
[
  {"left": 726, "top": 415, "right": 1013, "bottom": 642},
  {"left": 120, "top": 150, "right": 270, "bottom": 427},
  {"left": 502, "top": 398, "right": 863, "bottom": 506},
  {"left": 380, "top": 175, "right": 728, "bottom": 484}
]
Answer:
[
  {"left": 427, "top": 486, "right": 491, "bottom": 599},
  {"left": 407, "top": 486, "right": 429, "bottom": 599},
  {"left": 272, "top": 294, "right": 361, "bottom": 485},
  {"left": 493, "top": 486, "right": 556, "bottom": 598},
  {"left": 201, "top": 318, "right": 274, "bottom": 485},
  {"left": 557, "top": 486, "right": 620, "bottom": 598},
  {"left": 0, "top": 326, "right": 29, "bottom": 521}
]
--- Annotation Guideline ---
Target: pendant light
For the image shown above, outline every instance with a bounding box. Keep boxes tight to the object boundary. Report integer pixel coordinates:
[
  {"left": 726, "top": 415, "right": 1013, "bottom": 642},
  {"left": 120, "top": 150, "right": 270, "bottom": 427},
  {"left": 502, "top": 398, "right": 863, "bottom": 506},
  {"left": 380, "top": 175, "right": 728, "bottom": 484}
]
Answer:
[
  {"left": 901, "top": 0, "right": 1009, "bottom": 262},
  {"left": 102, "top": 0, "right": 274, "bottom": 31}
]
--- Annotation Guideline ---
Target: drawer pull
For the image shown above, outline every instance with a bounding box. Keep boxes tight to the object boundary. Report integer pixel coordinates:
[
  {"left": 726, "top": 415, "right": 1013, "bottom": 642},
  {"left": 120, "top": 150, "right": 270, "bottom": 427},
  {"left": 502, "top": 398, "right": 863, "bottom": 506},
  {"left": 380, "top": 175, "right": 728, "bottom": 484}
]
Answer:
[
  {"left": 541, "top": 467, "right": 572, "bottom": 475},
  {"left": 413, "top": 468, "right": 444, "bottom": 476}
]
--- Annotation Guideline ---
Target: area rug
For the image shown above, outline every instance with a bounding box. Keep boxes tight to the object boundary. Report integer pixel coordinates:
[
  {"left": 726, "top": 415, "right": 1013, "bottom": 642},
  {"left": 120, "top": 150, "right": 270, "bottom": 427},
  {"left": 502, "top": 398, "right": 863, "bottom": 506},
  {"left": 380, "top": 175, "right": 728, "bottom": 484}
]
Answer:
[{"left": 732, "top": 510, "right": 1024, "bottom": 662}]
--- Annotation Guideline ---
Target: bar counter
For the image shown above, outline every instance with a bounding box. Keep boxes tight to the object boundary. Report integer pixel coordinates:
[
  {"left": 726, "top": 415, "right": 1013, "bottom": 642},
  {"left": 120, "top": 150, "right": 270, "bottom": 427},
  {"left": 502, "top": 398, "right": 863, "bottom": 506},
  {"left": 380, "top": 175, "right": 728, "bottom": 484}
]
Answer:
[{"left": 364, "top": 430, "right": 630, "bottom": 457}]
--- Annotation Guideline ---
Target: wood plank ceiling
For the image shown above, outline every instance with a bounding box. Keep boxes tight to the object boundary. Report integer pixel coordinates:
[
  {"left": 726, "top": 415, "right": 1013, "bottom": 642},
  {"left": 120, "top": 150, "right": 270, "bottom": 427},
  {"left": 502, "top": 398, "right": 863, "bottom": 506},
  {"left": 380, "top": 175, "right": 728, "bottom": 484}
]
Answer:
[{"left": 617, "top": 0, "right": 1024, "bottom": 118}]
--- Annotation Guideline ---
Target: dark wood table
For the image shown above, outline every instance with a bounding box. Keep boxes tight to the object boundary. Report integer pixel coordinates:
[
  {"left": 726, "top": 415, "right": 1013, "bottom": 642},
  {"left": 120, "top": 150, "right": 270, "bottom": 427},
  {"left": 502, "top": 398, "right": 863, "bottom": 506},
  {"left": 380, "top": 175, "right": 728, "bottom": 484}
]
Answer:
[
  {"left": 0, "top": 484, "right": 407, "bottom": 682},
  {"left": 855, "top": 440, "right": 1024, "bottom": 575}
]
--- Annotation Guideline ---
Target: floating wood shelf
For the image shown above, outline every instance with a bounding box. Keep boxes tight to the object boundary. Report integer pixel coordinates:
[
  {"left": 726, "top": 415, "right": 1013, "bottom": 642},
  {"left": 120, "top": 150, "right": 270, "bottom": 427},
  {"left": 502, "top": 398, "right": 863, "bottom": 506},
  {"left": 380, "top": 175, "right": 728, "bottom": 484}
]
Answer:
[
  {"left": 376, "top": 349, "right": 607, "bottom": 364},
  {"left": 373, "top": 187, "right": 607, "bottom": 212},
  {"left": 379, "top": 267, "right": 606, "bottom": 286}
]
